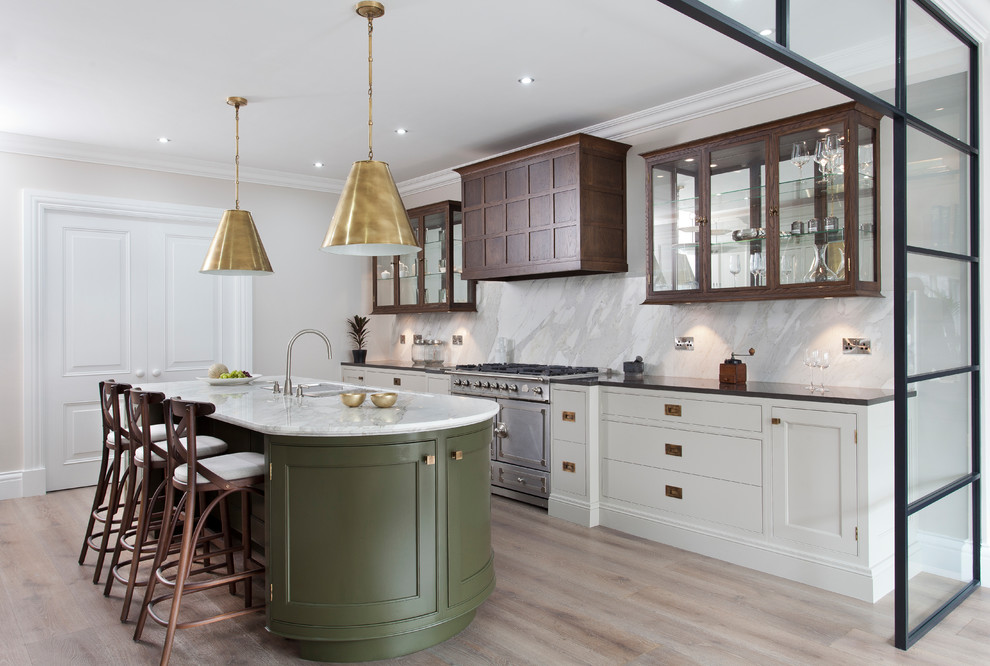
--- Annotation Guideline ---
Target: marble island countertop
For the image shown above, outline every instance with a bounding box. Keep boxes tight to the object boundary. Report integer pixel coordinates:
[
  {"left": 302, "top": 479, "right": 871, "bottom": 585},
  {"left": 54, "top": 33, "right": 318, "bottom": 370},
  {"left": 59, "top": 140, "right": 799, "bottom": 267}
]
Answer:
[{"left": 136, "top": 377, "right": 499, "bottom": 437}]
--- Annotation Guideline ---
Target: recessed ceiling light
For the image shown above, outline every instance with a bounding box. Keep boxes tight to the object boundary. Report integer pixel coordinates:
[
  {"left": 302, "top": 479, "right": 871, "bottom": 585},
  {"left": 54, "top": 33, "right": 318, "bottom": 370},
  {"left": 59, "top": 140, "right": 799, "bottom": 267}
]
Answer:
[
  {"left": 759, "top": 28, "right": 773, "bottom": 37},
  {"left": 395, "top": 128, "right": 408, "bottom": 134},
  {"left": 518, "top": 76, "right": 535, "bottom": 85},
  {"left": 935, "top": 107, "right": 945, "bottom": 111},
  {"left": 710, "top": 163, "right": 718, "bottom": 168},
  {"left": 818, "top": 127, "right": 831, "bottom": 133},
  {"left": 685, "top": 158, "right": 695, "bottom": 162},
  {"left": 157, "top": 137, "right": 171, "bottom": 143},
  {"left": 313, "top": 162, "right": 325, "bottom": 168},
  {"left": 656, "top": 173, "right": 664, "bottom": 178}
]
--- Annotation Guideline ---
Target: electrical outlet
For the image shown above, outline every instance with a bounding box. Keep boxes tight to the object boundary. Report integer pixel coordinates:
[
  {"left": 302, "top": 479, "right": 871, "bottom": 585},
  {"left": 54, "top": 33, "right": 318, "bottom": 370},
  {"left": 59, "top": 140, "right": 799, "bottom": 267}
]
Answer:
[
  {"left": 843, "top": 337, "right": 871, "bottom": 354},
  {"left": 674, "top": 337, "right": 694, "bottom": 351},
  {"left": 452, "top": 335, "right": 463, "bottom": 346},
  {"left": 400, "top": 334, "right": 406, "bottom": 344}
]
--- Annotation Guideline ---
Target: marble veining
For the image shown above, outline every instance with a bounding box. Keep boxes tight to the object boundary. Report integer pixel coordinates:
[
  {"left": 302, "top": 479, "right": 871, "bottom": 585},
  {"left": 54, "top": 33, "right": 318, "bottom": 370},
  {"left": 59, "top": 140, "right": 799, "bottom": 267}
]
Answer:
[
  {"left": 137, "top": 378, "right": 499, "bottom": 437},
  {"left": 391, "top": 275, "right": 893, "bottom": 389}
]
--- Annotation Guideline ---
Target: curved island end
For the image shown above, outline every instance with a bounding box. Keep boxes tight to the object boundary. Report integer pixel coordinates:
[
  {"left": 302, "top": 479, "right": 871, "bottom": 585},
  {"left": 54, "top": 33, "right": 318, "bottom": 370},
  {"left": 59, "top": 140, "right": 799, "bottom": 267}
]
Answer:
[{"left": 139, "top": 379, "right": 499, "bottom": 662}]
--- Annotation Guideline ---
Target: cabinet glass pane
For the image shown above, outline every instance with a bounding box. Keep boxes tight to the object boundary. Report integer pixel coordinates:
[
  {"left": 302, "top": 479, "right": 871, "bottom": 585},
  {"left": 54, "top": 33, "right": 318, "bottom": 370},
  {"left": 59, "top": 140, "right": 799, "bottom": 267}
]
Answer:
[
  {"left": 907, "top": 2, "right": 970, "bottom": 144},
  {"left": 398, "top": 220, "right": 420, "bottom": 306},
  {"left": 907, "top": 375, "right": 972, "bottom": 503},
  {"left": 709, "top": 141, "right": 765, "bottom": 290},
  {"left": 423, "top": 212, "right": 446, "bottom": 305},
  {"left": 778, "top": 124, "right": 846, "bottom": 285},
  {"left": 907, "top": 254, "right": 970, "bottom": 375},
  {"left": 451, "top": 211, "right": 469, "bottom": 304},
  {"left": 651, "top": 157, "right": 700, "bottom": 292},
  {"left": 375, "top": 257, "right": 394, "bottom": 307},
  {"left": 791, "top": 1, "right": 896, "bottom": 105},
  {"left": 907, "top": 128, "right": 970, "bottom": 255},
  {"left": 907, "top": 487, "right": 973, "bottom": 633},
  {"left": 857, "top": 124, "right": 877, "bottom": 282}
]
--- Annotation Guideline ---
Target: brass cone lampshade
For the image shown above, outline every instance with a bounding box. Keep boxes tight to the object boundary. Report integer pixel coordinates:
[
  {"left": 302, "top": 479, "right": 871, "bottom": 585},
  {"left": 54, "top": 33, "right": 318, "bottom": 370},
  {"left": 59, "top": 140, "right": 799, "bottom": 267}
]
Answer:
[
  {"left": 201, "top": 209, "right": 274, "bottom": 274},
  {"left": 201, "top": 96, "right": 274, "bottom": 275},
  {"left": 321, "top": 160, "right": 419, "bottom": 256},
  {"left": 321, "top": 1, "right": 419, "bottom": 257}
]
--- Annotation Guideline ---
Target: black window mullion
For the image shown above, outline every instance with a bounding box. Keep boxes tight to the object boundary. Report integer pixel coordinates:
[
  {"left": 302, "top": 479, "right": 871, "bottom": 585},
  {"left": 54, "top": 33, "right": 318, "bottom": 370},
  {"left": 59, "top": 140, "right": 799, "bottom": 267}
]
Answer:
[{"left": 775, "top": 0, "right": 788, "bottom": 49}]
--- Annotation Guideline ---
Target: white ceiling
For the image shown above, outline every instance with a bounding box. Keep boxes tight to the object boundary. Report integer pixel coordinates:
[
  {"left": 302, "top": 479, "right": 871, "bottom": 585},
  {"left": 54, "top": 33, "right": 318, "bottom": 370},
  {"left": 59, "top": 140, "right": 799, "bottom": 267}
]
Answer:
[
  {"left": 0, "top": 0, "right": 786, "bottom": 187},
  {"left": 0, "top": 1, "right": 984, "bottom": 189}
]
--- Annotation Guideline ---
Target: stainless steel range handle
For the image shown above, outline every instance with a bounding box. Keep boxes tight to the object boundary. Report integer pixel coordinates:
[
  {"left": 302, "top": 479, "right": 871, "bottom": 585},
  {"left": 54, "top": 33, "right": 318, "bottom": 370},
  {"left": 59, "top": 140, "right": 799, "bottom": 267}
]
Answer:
[{"left": 494, "top": 422, "right": 507, "bottom": 438}]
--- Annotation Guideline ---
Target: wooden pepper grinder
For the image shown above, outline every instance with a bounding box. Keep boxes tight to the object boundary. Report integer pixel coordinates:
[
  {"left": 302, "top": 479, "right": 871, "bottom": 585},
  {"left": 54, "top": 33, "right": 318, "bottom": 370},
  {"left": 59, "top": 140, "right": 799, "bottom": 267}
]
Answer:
[{"left": 719, "top": 347, "right": 755, "bottom": 384}]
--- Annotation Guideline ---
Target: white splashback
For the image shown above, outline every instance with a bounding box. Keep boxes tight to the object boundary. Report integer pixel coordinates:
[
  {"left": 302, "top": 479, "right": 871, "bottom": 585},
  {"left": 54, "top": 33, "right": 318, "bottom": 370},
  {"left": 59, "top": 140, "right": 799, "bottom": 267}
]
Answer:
[{"left": 390, "top": 276, "right": 893, "bottom": 389}]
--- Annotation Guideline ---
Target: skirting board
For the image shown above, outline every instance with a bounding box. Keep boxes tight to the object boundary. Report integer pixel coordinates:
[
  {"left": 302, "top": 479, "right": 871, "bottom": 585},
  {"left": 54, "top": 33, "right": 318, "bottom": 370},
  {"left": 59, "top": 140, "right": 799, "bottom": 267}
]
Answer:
[
  {"left": 548, "top": 496, "right": 600, "bottom": 528},
  {"left": 0, "top": 469, "right": 47, "bottom": 500},
  {"left": 598, "top": 505, "right": 893, "bottom": 603}
]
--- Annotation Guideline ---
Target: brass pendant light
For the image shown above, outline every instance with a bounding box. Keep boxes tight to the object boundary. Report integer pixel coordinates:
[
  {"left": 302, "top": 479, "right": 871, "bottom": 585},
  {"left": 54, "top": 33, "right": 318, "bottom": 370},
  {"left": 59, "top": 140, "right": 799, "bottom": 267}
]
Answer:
[
  {"left": 201, "top": 97, "right": 274, "bottom": 275},
  {"left": 321, "top": 1, "right": 419, "bottom": 257}
]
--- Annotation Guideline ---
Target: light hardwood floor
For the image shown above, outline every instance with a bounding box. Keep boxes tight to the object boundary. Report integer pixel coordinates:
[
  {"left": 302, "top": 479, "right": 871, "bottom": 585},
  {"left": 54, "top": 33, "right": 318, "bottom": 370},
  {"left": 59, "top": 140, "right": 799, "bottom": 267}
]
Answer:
[{"left": 1, "top": 488, "right": 986, "bottom": 665}]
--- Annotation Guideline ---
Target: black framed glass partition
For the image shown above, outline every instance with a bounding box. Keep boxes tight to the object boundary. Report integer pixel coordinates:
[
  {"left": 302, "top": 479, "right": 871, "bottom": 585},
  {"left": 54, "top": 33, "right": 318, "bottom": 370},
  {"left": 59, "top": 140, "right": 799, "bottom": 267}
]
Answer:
[{"left": 656, "top": 0, "right": 981, "bottom": 650}]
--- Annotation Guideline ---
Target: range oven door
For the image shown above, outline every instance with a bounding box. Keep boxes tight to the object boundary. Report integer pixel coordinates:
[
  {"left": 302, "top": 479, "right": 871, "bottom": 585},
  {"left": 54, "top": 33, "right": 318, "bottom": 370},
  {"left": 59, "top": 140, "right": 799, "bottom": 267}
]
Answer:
[{"left": 493, "top": 398, "right": 549, "bottom": 472}]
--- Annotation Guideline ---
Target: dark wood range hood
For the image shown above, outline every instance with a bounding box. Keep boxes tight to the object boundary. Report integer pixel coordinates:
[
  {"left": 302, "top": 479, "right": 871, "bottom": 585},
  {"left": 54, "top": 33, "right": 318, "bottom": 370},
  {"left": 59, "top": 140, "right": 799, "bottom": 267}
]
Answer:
[{"left": 454, "top": 133, "right": 630, "bottom": 281}]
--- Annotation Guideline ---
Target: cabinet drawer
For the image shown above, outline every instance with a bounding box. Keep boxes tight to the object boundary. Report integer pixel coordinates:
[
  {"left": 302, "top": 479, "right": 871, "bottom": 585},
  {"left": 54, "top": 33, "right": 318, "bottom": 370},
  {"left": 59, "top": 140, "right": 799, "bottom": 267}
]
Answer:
[
  {"left": 551, "top": 388, "right": 586, "bottom": 443},
  {"left": 341, "top": 368, "right": 366, "bottom": 384},
  {"left": 491, "top": 461, "right": 549, "bottom": 499},
  {"left": 604, "top": 391, "right": 762, "bottom": 432},
  {"left": 363, "top": 369, "right": 428, "bottom": 393},
  {"left": 550, "top": 439, "right": 587, "bottom": 497},
  {"left": 604, "top": 421, "right": 761, "bottom": 486},
  {"left": 603, "top": 459, "right": 762, "bottom": 532}
]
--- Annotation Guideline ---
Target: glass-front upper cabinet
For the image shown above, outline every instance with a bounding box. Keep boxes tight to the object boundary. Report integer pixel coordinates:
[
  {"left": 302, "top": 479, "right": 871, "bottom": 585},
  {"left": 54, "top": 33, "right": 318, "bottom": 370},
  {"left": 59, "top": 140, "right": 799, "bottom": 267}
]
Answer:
[
  {"left": 644, "top": 103, "right": 881, "bottom": 304},
  {"left": 372, "top": 201, "right": 476, "bottom": 314}
]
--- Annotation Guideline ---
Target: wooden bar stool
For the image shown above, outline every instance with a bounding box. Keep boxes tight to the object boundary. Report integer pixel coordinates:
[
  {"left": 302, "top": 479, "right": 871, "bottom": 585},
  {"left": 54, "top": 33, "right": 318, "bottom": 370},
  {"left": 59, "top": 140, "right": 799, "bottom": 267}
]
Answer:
[
  {"left": 104, "top": 389, "right": 229, "bottom": 620},
  {"left": 78, "top": 379, "right": 132, "bottom": 584},
  {"left": 134, "top": 398, "right": 264, "bottom": 665}
]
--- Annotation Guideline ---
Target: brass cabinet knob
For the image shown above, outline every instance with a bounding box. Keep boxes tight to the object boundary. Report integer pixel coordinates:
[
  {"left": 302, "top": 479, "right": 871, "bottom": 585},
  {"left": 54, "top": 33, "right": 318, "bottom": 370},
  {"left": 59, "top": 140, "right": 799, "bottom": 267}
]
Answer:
[{"left": 451, "top": 450, "right": 463, "bottom": 460}]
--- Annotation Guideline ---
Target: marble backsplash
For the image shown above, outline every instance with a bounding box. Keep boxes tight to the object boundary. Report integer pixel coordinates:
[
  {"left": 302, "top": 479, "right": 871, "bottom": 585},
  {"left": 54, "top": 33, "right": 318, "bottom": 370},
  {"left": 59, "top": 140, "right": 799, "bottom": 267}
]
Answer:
[{"left": 388, "top": 274, "right": 894, "bottom": 389}]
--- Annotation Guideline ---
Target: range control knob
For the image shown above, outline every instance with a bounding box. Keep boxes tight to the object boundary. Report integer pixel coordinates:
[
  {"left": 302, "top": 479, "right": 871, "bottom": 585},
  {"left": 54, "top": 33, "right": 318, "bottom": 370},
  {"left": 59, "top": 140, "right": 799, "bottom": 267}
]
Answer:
[
  {"left": 472, "top": 381, "right": 482, "bottom": 388},
  {"left": 508, "top": 384, "right": 518, "bottom": 392},
  {"left": 452, "top": 378, "right": 461, "bottom": 386},
  {"left": 498, "top": 383, "right": 508, "bottom": 390},
  {"left": 482, "top": 381, "right": 491, "bottom": 389},
  {"left": 532, "top": 386, "right": 544, "bottom": 396}
]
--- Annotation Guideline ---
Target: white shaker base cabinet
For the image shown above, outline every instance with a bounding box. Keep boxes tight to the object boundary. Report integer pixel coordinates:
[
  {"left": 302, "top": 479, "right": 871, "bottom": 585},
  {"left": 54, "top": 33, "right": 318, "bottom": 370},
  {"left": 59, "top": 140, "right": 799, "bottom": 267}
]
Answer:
[
  {"left": 340, "top": 365, "right": 447, "bottom": 394},
  {"left": 549, "top": 384, "right": 895, "bottom": 603}
]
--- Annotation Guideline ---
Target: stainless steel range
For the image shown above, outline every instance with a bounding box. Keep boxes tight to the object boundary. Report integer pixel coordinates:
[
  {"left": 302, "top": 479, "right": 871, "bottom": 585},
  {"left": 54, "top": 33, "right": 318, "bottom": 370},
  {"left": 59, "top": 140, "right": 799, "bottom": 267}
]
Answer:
[{"left": 449, "top": 363, "right": 599, "bottom": 508}]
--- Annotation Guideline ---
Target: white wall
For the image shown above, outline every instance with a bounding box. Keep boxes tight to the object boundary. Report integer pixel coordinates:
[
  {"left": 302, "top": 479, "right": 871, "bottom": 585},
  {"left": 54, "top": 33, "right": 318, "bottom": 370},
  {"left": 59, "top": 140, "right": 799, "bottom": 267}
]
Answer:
[{"left": 0, "top": 153, "right": 364, "bottom": 478}]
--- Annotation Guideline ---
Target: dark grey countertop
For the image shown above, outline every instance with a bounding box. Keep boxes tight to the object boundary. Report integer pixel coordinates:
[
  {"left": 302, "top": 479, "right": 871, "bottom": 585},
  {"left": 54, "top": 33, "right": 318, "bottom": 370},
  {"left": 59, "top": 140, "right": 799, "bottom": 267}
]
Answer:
[
  {"left": 553, "top": 373, "right": 897, "bottom": 406},
  {"left": 342, "top": 362, "right": 896, "bottom": 406},
  {"left": 341, "top": 360, "right": 454, "bottom": 374}
]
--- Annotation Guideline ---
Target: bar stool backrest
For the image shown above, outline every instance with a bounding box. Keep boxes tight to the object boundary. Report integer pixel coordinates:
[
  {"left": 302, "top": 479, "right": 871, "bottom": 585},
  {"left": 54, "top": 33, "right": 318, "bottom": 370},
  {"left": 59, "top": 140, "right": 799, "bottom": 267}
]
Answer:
[
  {"left": 100, "top": 379, "right": 133, "bottom": 449},
  {"left": 162, "top": 397, "right": 220, "bottom": 493},
  {"left": 125, "top": 389, "right": 166, "bottom": 462}
]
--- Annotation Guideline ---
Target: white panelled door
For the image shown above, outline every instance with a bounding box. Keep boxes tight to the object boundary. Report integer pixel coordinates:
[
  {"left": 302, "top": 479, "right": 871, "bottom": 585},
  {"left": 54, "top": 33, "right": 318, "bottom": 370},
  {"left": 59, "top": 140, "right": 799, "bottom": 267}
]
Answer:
[{"left": 40, "top": 206, "right": 243, "bottom": 491}]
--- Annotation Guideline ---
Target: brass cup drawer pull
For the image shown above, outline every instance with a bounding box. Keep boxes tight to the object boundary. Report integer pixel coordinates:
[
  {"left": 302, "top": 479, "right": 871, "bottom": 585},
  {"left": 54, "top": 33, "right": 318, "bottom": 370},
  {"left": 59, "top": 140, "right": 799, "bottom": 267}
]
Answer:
[
  {"left": 665, "top": 443, "right": 683, "bottom": 457},
  {"left": 665, "top": 485, "right": 683, "bottom": 499},
  {"left": 771, "top": 417, "right": 781, "bottom": 425},
  {"left": 451, "top": 450, "right": 463, "bottom": 460},
  {"left": 561, "top": 461, "right": 576, "bottom": 473},
  {"left": 664, "top": 404, "right": 682, "bottom": 417},
  {"left": 562, "top": 410, "right": 576, "bottom": 422}
]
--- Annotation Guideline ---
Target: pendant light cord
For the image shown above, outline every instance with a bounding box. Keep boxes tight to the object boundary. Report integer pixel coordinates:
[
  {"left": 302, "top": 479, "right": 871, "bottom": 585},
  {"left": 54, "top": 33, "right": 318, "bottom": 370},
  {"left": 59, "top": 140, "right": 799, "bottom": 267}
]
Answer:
[
  {"left": 234, "top": 102, "right": 241, "bottom": 210},
  {"left": 367, "top": 15, "right": 374, "bottom": 161}
]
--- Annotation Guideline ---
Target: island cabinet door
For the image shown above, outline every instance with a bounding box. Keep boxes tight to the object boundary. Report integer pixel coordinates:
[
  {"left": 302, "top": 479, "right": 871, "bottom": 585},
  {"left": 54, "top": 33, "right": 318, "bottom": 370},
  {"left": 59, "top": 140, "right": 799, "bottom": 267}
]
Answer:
[
  {"left": 445, "top": 426, "right": 496, "bottom": 609},
  {"left": 267, "top": 439, "right": 439, "bottom": 629}
]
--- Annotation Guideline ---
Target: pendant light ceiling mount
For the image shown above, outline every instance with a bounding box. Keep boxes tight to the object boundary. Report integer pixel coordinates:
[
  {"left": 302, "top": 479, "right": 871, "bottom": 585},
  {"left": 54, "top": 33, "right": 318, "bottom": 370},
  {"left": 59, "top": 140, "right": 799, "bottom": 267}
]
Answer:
[
  {"left": 321, "top": 1, "right": 419, "bottom": 257},
  {"left": 200, "top": 95, "right": 274, "bottom": 275}
]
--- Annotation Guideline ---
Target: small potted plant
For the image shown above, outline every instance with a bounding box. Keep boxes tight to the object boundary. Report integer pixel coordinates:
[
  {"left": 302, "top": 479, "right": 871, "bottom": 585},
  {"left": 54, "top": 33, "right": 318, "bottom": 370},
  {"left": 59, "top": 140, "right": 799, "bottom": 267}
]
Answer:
[{"left": 346, "top": 314, "right": 370, "bottom": 364}]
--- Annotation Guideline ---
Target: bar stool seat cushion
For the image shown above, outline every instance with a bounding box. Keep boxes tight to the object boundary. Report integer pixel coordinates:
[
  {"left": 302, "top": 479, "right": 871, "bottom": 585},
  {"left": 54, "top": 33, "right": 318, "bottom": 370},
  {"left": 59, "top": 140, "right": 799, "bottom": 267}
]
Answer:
[
  {"left": 107, "top": 423, "right": 168, "bottom": 446},
  {"left": 134, "top": 435, "right": 228, "bottom": 464},
  {"left": 174, "top": 452, "right": 265, "bottom": 485}
]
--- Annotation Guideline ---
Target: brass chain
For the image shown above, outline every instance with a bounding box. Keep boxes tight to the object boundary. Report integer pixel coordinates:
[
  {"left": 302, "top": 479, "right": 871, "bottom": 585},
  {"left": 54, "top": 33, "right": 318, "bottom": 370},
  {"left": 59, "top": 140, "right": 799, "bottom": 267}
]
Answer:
[
  {"left": 234, "top": 102, "right": 241, "bottom": 210},
  {"left": 367, "top": 16, "right": 374, "bottom": 160}
]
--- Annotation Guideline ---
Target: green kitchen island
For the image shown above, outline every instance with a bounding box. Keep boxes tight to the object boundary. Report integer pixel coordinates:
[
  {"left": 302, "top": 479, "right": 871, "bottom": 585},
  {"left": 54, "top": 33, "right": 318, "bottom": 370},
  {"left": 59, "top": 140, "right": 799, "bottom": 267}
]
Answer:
[{"left": 139, "top": 378, "right": 499, "bottom": 662}]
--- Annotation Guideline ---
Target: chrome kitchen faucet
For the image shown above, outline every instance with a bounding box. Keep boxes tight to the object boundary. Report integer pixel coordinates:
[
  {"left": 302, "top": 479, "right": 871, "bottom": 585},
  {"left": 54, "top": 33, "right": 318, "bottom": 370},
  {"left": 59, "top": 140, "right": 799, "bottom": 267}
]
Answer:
[{"left": 283, "top": 329, "right": 332, "bottom": 396}]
